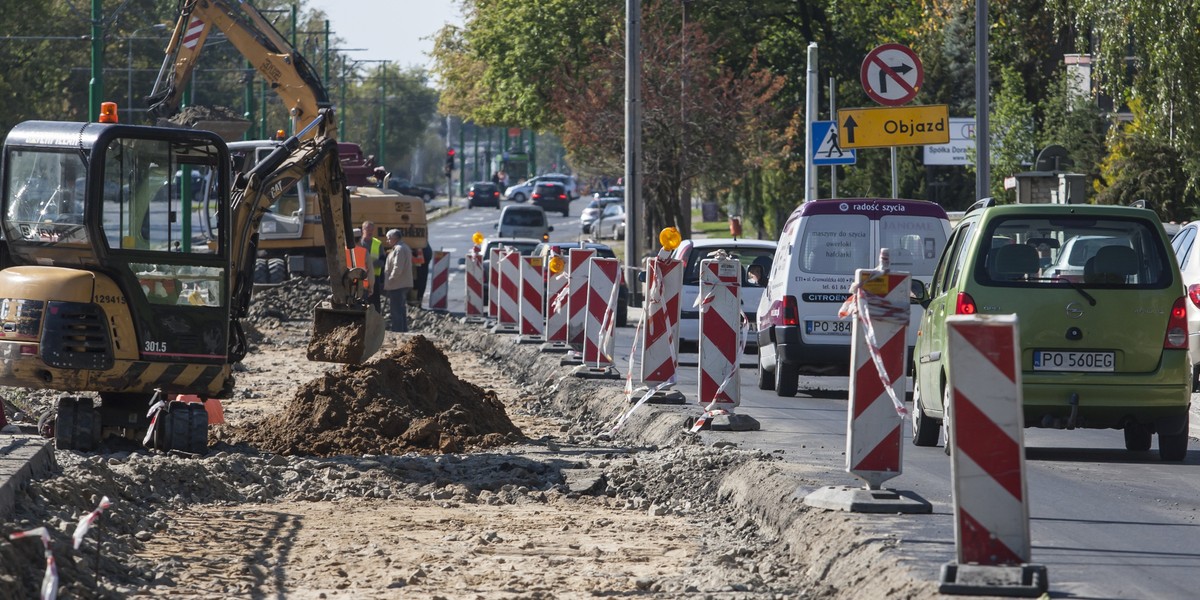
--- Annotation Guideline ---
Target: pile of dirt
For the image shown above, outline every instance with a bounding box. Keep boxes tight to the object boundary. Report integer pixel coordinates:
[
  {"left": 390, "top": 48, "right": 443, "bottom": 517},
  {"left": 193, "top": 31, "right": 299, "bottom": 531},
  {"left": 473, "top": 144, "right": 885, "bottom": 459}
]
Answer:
[
  {"left": 157, "top": 105, "right": 249, "bottom": 142},
  {"left": 222, "top": 335, "right": 522, "bottom": 456},
  {"left": 246, "top": 277, "right": 331, "bottom": 324}
]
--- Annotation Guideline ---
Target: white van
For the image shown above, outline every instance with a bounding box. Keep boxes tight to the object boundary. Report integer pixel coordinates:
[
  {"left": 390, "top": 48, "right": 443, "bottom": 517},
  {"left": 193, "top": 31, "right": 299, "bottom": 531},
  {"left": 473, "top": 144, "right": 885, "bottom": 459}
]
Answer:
[
  {"left": 495, "top": 205, "right": 553, "bottom": 241},
  {"left": 755, "top": 198, "right": 951, "bottom": 396}
]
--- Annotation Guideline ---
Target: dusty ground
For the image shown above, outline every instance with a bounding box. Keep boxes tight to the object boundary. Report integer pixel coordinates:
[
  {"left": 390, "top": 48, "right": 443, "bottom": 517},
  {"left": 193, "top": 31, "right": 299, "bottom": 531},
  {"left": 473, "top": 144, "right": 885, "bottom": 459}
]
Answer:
[{"left": 0, "top": 282, "right": 820, "bottom": 598}]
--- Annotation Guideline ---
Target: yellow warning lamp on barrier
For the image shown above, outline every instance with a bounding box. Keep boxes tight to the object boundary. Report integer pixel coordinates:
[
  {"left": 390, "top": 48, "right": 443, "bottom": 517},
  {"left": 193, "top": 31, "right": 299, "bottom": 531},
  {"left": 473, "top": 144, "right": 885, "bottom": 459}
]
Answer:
[
  {"left": 659, "top": 227, "right": 682, "bottom": 252},
  {"left": 472, "top": 231, "right": 484, "bottom": 246},
  {"left": 548, "top": 255, "right": 565, "bottom": 275},
  {"left": 98, "top": 102, "right": 119, "bottom": 123},
  {"left": 274, "top": 129, "right": 287, "bottom": 141}
]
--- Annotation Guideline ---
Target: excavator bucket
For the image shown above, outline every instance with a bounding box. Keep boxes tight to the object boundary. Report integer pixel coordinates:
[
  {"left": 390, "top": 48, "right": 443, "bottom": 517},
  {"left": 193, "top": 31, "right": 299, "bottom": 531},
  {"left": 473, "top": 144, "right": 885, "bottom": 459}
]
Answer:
[{"left": 307, "top": 303, "right": 385, "bottom": 364}]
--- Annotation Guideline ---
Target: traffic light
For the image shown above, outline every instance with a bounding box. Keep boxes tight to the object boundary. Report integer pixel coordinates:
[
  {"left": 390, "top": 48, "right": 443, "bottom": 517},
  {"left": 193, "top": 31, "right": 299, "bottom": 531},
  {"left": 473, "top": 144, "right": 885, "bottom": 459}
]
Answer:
[{"left": 444, "top": 148, "right": 456, "bottom": 175}]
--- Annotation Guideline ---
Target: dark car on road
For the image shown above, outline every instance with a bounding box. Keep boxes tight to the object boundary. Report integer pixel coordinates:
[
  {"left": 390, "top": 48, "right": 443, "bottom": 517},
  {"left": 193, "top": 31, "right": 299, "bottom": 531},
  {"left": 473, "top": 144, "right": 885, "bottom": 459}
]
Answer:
[
  {"left": 532, "top": 241, "right": 628, "bottom": 327},
  {"left": 467, "top": 181, "right": 501, "bottom": 209},
  {"left": 532, "top": 182, "right": 571, "bottom": 217},
  {"left": 387, "top": 178, "right": 438, "bottom": 202}
]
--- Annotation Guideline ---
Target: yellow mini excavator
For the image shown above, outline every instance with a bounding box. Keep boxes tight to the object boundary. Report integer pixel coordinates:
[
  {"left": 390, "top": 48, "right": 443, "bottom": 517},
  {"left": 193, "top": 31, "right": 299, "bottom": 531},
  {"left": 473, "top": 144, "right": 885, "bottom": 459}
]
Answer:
[{"left": 0, "top": 106, "right": 383, "bottom": 454}]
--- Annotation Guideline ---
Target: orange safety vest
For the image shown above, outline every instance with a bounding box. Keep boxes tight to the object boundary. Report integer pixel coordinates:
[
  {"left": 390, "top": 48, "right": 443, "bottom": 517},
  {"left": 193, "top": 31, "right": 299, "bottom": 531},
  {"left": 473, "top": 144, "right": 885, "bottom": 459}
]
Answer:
[{"left": 345, "top": 245, "right": 370, "bottom": 289}]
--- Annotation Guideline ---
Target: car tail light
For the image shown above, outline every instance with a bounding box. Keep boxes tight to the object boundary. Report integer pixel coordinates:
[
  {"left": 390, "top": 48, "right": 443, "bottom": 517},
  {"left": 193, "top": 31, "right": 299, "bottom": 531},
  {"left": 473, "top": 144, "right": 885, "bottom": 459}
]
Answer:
[
  {"left": 559, "top": 194, "right": 567, "bottom": 200},
  {"left": 778, "top": 295, "right": 799, "bottom": 326},
  {"left": 955, "top": 292, "right": 977, "bottom": 315},
  {"left": 1165, "top": 296, "right": 1188, "bottom": 349},
  {"left": 468, "top": 191, "right": 475, "bottom": 197},
  {"left": 1188, "top": 284, "right": 1200, "bottom": 308},
  {"left": 532, "top": 193, "right": 541, "bottom": 200}
]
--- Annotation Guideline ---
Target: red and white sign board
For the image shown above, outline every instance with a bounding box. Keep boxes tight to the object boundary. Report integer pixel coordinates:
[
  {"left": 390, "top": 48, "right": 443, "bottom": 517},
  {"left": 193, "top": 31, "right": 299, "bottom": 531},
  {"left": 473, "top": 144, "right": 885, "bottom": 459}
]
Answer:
[
  {"left": 861, "top": 43, "right": 924, "bottom": 106},
  {"left": 946, "top": 314, "right": 1031, "bottom": 565}
]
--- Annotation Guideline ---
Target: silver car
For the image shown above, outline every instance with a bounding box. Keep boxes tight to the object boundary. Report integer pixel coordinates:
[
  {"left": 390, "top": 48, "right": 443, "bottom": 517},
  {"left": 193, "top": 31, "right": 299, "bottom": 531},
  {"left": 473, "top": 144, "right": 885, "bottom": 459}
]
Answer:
[{"left": 579, "top": 196, "right": 622, "bottom": 234}]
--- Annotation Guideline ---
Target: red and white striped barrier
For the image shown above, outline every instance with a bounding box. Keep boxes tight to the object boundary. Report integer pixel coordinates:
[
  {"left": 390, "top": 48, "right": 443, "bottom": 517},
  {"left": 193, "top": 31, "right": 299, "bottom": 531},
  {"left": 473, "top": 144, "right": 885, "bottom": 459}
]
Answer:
[
  {"left": 492, "top": 248, "right": 521, "bottom": 333},
  {"left": 518, "top": 256, "right": 545, "bottom": 343},
  {"left": 464, "top": 246, "right": 485, "bottom": 322},
  {"left": 697, "top": 254, "right": 741, "bottom": 410},
  {"left": 572, "top": 257, "right": 621, "bottom": 379},
  {"left": 640, "top": 255, "right": 684, "bottom": 387},
  {"left": 566, "top": 248, "right": 596, "bottom": 346},
  {"left": 427, "top": 250, "right": 451, "bottom": 311},
  {"left": 487, "top": 247, "right": 503, "bottom": 320},
  {"left": 845, "top": 268, "right": 910, "bottom": 489},
  {"left": 939, "top": 314, "right": 1046, "bottom": 596},
  {"left": 541, "top": 252, "right": 571, "bottom": 352}
]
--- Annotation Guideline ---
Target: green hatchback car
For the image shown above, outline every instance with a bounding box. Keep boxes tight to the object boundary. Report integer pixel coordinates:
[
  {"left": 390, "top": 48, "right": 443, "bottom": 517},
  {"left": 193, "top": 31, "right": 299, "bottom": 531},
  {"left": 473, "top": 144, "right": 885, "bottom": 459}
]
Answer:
[{"left": 912, "top": 200, "right": 1191, "bottom": 460}]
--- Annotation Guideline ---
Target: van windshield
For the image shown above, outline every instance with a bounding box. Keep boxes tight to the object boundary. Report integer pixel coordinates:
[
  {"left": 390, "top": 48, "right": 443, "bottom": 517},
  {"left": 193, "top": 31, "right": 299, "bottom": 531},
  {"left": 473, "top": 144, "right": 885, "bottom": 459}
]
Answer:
[
  {"left": 797, "top": 215, "right": 871, "bottom": 273},
  {"left": 978, "top": 216, "right": 1171, "bottom": 288}
]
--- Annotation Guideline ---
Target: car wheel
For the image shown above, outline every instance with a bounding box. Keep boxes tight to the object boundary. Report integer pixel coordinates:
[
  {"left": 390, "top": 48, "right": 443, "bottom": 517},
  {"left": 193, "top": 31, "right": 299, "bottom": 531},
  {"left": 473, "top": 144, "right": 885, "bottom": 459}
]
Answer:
[
  {"left": 911, "top": 376, "right": 941, "bottom": 447},
  {"left": 253, "top": 258, "right": 269, "bottom": 284},
  {"left": 1123, "top": 423, "right": 1152, "bottom": 452},
  {"left": 512, "top": 192, "right": 526, "bottom": 203},
  {"left": 756, "top": 349, "right": 776, "bottom": 391},
  {"left": 562, "top": 208, "right": 570, "bottom": 217},
  {"left": 774, "top": 354, "right": 798, "bottom": 397},
  {"left": 1159, "top": 412, "right": 1189, "bottom": 461}
]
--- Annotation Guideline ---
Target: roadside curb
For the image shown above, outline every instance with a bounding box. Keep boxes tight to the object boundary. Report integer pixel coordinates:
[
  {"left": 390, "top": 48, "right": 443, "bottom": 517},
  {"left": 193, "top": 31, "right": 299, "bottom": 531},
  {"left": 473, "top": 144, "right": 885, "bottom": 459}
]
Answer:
[{"left": 0, "top": 434, "right": 56, "bottom": 522}]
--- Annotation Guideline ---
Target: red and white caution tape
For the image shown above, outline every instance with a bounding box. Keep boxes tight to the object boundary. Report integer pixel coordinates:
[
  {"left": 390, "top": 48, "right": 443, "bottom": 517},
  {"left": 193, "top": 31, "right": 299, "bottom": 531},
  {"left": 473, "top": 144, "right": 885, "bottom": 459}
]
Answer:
[
  {"left": 72, "top": 496, "right": 112, "bottom": 550},
  {"left": 8, "top": 527, "right": 57, "bottom": 600},
  {"left": 838, "top": 275, "right": 909, "bottom": 416},
  {"left": 142, "top": 391, "right": 167, "bottom": 446}
]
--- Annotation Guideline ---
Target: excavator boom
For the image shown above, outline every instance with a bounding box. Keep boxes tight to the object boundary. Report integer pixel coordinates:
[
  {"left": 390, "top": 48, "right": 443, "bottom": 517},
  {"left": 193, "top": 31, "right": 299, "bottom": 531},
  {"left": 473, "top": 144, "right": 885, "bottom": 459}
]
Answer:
[{"left": 147, "top": 0, "right": 330, "bottom": 138}]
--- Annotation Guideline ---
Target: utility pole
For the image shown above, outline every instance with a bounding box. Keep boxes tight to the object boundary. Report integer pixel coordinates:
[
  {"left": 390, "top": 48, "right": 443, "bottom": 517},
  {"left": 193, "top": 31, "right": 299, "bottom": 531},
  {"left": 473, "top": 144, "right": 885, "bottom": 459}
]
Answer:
[
  {"left": 624, "top": 0, "right": 642, "bottom": 276},
  {"left": 88, "top": 0, "right": 104, "bottom": 121},
  {"left": 976, "top": 0, "right": 990, "bottom": 201}
]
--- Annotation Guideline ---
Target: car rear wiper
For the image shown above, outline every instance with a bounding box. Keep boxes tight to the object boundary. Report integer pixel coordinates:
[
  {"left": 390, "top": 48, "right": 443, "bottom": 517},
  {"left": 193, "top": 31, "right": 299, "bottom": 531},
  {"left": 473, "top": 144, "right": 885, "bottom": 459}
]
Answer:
[{"left": 1029, "top": 277, "right": 1096, "bottom": 305}]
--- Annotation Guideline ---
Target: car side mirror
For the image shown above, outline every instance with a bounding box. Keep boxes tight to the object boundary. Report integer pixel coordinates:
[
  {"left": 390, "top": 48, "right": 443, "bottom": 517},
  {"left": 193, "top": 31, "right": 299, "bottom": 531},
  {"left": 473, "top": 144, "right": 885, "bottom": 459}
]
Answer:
[
  {"left": 910, "top": 279, "right": 929, "bottom": 306},
  {"left": 492, "top": 223, "right": 498, "bottom": 230},
  {"left": 548, "top": 225, "right": 555, "bottom": 232}
]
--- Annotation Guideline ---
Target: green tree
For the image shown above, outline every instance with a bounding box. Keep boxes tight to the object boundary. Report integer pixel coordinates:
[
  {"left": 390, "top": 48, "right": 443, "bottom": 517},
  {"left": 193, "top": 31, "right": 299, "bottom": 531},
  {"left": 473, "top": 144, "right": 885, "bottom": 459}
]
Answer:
[
  {"left": 1096, "top": 98, "right": 1197, "bottom": 221},
  {"left": 1051, "top": 0, "right": 1200, "bottom": 202}
]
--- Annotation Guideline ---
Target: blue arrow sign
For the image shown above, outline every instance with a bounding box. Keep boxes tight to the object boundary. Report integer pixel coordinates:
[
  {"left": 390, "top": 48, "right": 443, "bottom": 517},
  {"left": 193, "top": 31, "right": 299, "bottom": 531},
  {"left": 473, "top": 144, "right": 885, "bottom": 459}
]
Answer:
[{"left": 811, "top": 120, "right": 856, "bottom": 166}]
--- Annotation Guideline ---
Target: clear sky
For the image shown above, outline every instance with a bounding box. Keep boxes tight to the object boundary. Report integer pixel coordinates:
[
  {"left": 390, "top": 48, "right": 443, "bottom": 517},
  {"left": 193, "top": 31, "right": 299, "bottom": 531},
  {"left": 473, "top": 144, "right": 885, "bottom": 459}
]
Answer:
[{"left": 304, "top": 1, "right": 465, "bottom": 71}]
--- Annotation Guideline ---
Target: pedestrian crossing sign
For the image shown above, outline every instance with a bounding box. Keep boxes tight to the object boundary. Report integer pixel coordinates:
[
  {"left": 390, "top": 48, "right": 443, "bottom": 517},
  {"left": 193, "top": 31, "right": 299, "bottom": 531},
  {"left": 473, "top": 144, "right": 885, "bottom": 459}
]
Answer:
[{"left": 811, "top": 120, "right": 856, "bottom": 165}]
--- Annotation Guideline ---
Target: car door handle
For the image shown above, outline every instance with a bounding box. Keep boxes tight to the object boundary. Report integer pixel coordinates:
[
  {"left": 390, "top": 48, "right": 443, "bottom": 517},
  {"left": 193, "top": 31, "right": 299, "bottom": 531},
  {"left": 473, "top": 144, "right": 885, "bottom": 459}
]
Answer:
[{"left": 919, "top": 351, "right": 941, "bottom": 364}]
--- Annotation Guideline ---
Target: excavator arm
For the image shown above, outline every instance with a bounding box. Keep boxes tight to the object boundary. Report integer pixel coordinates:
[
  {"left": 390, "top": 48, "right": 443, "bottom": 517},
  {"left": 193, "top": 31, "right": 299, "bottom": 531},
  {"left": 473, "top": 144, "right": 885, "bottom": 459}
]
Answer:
[
  {"left": 228, "top": 110, "right": 383, "bottom": 363},
  {"left": 146, "top": 0, "right": 331, "bottom": 137}
]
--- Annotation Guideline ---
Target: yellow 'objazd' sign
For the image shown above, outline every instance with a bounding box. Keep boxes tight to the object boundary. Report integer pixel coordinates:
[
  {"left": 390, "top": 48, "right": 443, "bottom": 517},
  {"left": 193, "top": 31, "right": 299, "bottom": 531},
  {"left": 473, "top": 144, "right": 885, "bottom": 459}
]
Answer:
[{"left": 837, "top": 105, "right": 950, "bottom": 149}]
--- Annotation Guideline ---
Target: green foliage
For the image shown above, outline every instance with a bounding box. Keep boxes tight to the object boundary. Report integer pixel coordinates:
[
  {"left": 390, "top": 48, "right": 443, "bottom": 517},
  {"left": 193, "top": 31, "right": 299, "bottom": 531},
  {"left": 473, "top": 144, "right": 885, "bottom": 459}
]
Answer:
[
  {"left": 1096, "top": 98, "right": 1198, "bottom": 222},
  {"left": 1051, "top": 0, "right": 1200, "bottom": 209},
  {"left": 985, "top": 65, "right": 1037, "bottom": 200}
]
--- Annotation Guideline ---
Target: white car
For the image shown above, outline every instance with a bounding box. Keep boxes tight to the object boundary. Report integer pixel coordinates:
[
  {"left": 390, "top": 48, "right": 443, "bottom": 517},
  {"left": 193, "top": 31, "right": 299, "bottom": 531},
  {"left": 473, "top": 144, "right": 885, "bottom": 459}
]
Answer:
[
  {"left": 674, "top": 238, "right": 778, "bottom": 351},
  {"left": 1170, "top": 222, "right": 1200, "bottom": 390},
  {"left": 504, "top": 173, "right": 578, "bottom": 202}
]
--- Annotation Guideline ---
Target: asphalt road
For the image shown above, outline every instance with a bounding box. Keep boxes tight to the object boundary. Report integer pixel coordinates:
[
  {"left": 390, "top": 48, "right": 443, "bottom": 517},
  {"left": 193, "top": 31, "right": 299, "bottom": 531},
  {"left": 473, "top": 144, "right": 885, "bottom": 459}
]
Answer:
[{"left": 425, "top": 199, "right": 1200, "bottom": 599}]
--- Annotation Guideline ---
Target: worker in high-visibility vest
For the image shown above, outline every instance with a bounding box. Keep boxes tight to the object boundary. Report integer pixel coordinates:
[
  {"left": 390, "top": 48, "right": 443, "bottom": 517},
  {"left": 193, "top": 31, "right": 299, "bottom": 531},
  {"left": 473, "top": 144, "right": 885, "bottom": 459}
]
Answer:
[{"left": 360, "top": 220, "right": 385, "bottom": 311}]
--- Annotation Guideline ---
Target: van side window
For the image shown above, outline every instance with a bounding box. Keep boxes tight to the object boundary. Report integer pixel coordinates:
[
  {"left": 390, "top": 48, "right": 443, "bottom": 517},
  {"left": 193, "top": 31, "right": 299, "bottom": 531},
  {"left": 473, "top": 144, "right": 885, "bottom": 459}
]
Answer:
[
  {"left": 796, "top": 214, "right": 871, "bottom": 274},
  {"left": 879, "top": 216, "right": 947, "bottom": 276}
]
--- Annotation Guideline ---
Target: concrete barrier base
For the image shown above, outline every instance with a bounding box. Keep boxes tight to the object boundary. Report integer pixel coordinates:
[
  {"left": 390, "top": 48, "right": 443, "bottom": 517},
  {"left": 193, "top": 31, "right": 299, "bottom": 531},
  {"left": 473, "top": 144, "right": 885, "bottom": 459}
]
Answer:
[
  {"left": 801, "top": 485, "right": 932, "bottom": 514},
  {"left": 938, "top": 562, "right": 1048, "bottom": 597}
]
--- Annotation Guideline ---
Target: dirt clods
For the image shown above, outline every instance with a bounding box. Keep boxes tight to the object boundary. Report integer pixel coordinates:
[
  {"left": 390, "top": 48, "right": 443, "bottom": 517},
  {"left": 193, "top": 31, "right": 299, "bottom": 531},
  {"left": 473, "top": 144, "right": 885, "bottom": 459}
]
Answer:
[{"left": 225, "top": 335, "right": 521, "bottom": 456}]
